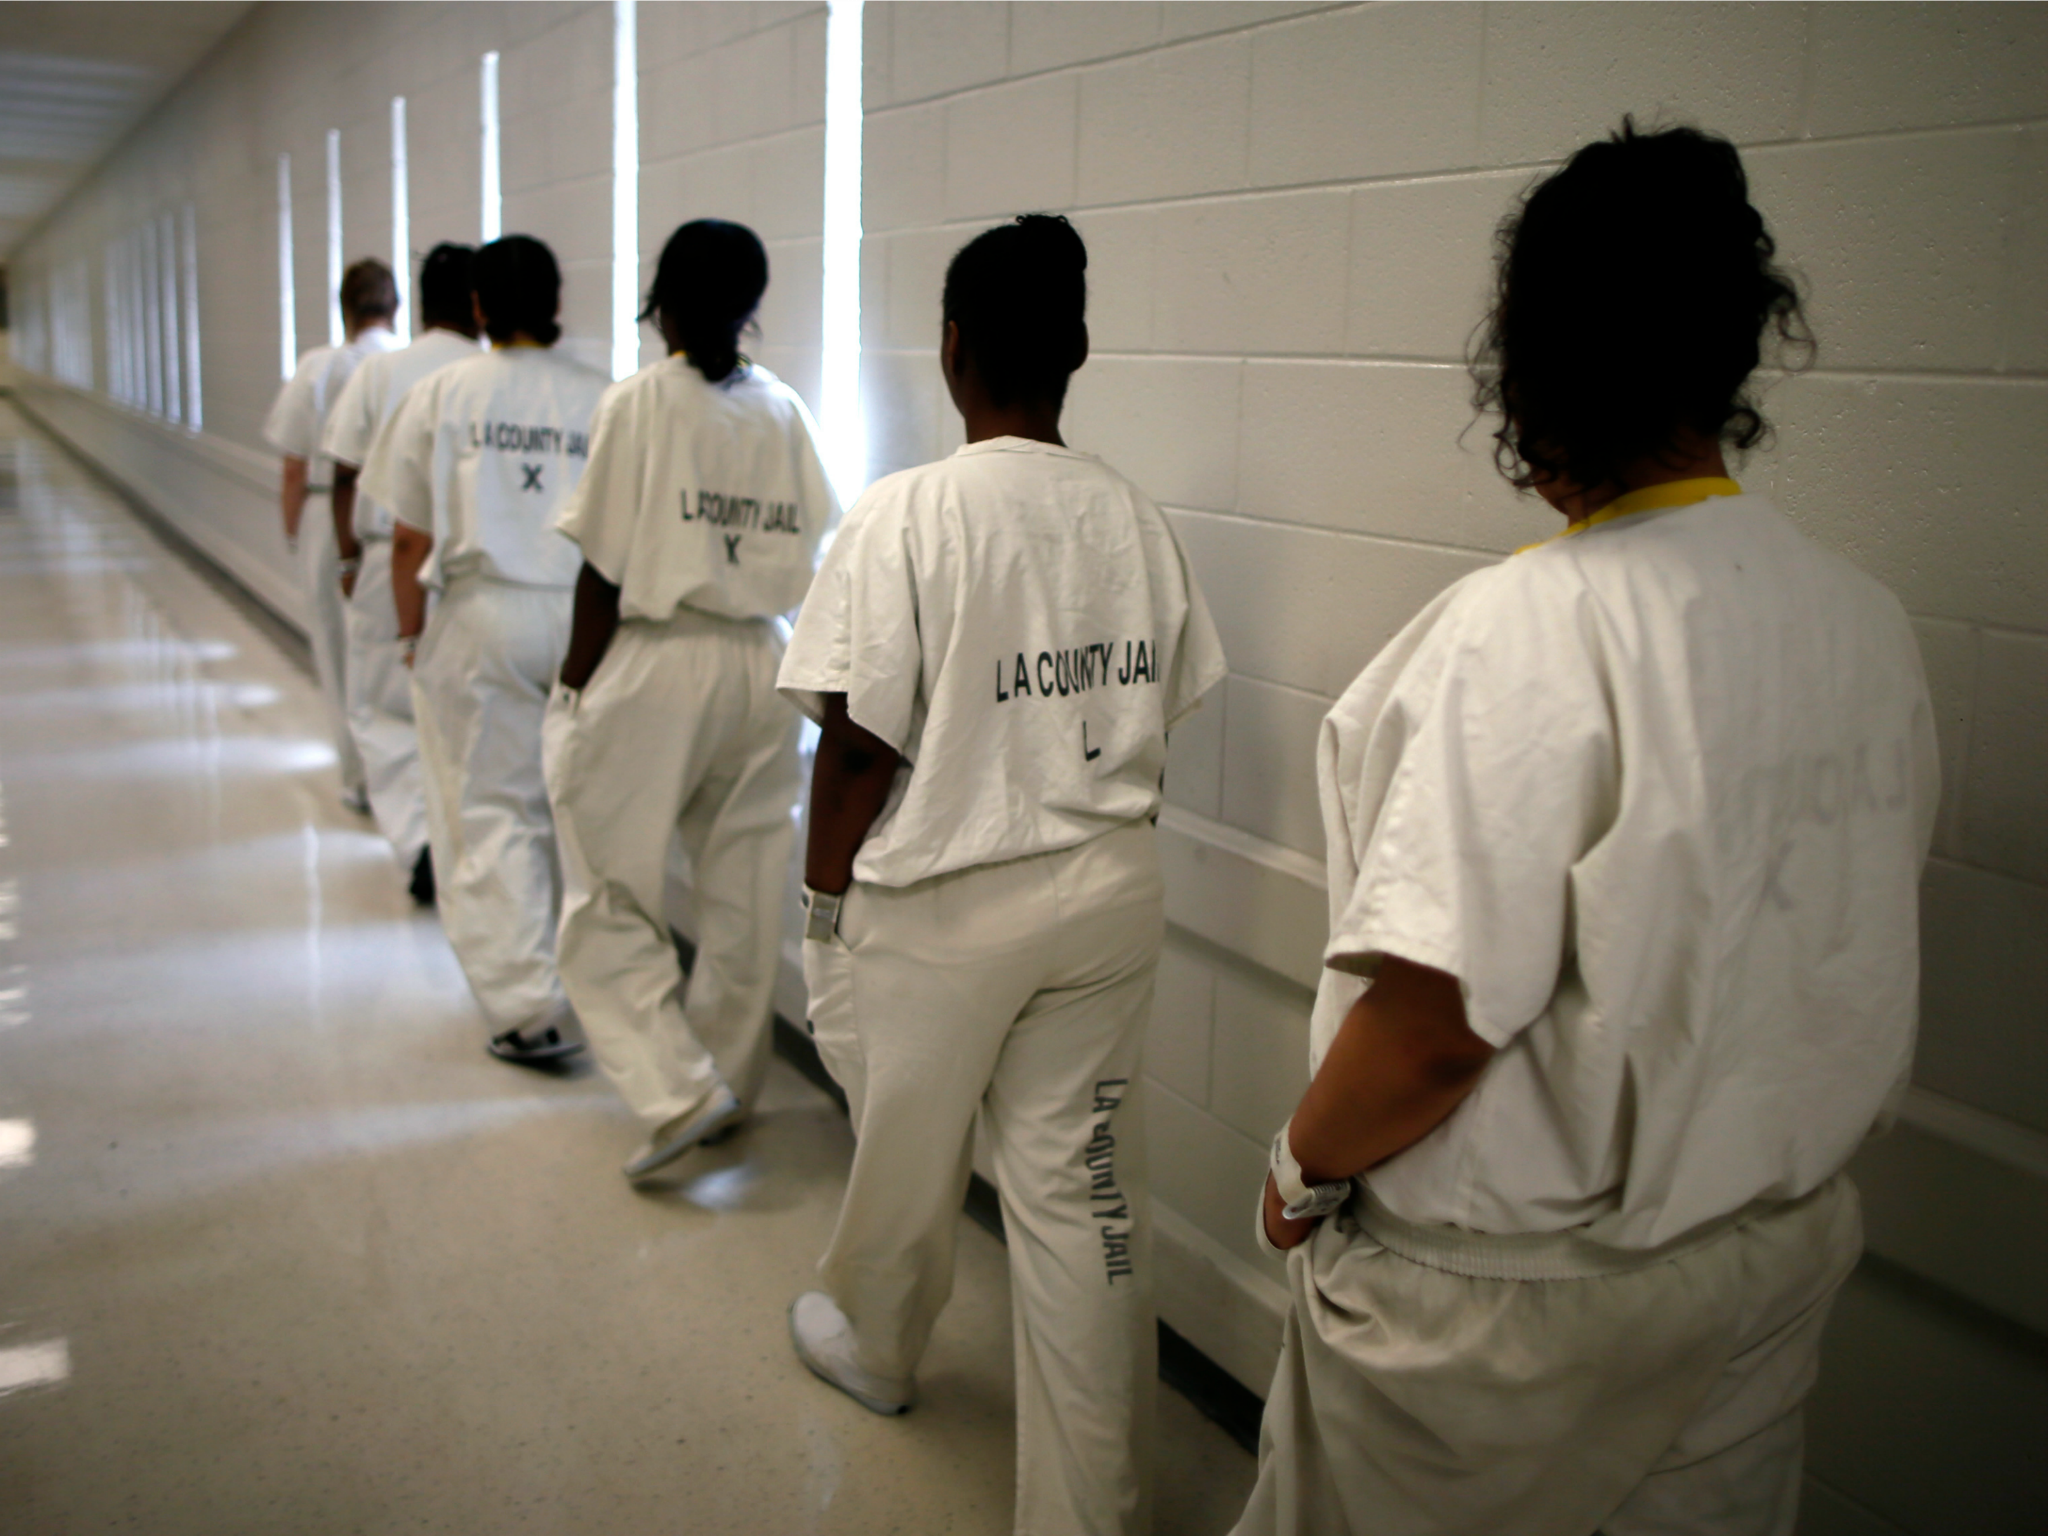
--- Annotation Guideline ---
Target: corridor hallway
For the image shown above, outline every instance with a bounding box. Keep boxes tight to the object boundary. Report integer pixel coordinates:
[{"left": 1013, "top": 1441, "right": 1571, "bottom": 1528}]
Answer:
[{"left": 0, "top": 402, "right": 1254, "bottom": 1533}]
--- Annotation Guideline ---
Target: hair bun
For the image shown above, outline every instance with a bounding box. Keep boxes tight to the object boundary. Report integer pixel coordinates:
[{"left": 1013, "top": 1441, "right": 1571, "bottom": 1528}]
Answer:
[{"left": 1011, "top": 213, "right": 1087, "bottom": 274}]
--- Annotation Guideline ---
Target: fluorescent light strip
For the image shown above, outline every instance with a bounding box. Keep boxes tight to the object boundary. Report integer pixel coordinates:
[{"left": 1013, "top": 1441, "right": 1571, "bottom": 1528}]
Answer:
[
  {"left": 820, "top": 0, "right": 865, "bottom": 504},
  {"left": 182, "top": 203, "right": 202, "bottom": 429},
  {"left": 277, "top": 153, "right": 296, "bottom": 378},
  {"left": 326, "top": 128, "right": 343, "bottom": 347},
  {"left": 101, "top": 245, "right": 120, "bottom": 401},
  {"left": 612, "top": 0, "right": 639, "bottom": 381},
  {"left": 129, "top": 231, "right": 147, "bottom": 399},
  {"left": 141, "top": 219, "right": 163, "bottom": 416},
  {"left": 159, "top": 212, "right": 181, "bottom": 423},
  {"left": 391, "top": 97, "right": 411, "bottom": 344},
  {"left": 480, "top": 53, "right": 501, "bottom": 243}
]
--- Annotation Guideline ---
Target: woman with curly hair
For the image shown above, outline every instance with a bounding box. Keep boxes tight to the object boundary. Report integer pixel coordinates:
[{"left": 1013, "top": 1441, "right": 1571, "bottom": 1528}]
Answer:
[{"left": 1232, "top": 123, "right": 1938, "bottom": 1536}]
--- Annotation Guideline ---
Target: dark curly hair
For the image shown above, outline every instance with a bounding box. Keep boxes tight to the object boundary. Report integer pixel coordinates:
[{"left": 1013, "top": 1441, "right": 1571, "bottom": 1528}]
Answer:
[
  {"left": 1469, "top": 120, "right": 1813, "bottom": 497},
  {"left": 942, "top": 213, "right": 1088, "bottom": 408},
  {"left": 640, "top": 219, "right": 768, "bottom": 384}
]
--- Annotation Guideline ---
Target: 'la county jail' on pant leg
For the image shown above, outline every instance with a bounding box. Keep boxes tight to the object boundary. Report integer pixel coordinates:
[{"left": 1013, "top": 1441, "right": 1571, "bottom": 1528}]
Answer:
[
  {"left": 298, "top": 491, "right": 365, "bottom": 799},
  {"left": 803, "top": 820, "right": 1165, "bottom": 1536},
  {"left": 344, "top": 535, "right": 429, "bottom": 868},
  {"left": 410, "top": 573, "right": 573, "bottom": 1034},
  {"left": 1231, "top": 1175, "right": 1864, "bottom": 1536},
  {"left": 545, "top": 609, "right": 799, "bottom": 1125}
]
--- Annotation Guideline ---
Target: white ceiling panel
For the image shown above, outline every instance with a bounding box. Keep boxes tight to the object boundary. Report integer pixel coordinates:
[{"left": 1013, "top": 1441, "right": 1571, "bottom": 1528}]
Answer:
[{"left": 0, "top": 2, "right": 252, "bottom": 256}]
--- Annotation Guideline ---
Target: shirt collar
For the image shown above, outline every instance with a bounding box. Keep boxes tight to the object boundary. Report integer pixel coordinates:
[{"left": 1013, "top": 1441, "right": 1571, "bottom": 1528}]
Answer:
[
  {"left": 952, "top": 435, "right": 1091, "bottom": 462},
  {"left": 1517, "top": 477, "right": 1743, "bottom": 555}
]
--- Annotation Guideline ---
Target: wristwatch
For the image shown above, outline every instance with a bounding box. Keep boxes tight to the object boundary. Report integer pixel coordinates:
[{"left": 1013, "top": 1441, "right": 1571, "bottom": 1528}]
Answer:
[
  {"left": 803, "top": 885, "right": 843, "bottom": 943},
  {"left": 1270, "top": 1128, "right": 1350, "bottom": 1221}
]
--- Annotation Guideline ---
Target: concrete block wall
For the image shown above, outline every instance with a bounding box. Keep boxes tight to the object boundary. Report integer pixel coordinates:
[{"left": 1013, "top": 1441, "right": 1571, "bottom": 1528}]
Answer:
[
  {"left": 860, "top": 4, "right": 2048, "bottom": 1529},
  {"left": 636, "top": 2, "right": 828, "bottom": 403}
]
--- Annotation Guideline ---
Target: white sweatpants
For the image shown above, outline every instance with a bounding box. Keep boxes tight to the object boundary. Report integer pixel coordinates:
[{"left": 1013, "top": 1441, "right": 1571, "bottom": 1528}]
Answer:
[
  {"left": 344, "top": 536, "right": 429, "bottom": 868},
  {"left": 1231, "top": 1177, "right": 1864, "bottom": 1536},
  {"left": 545, "top": 609, "right": 800, "bottom": 1125},
  {"left": 804, "top": 821, "right": 1164, "bottom": 1536},
  {"left": 412, "top": 574, "right": 573, "bottom": 1033},
  {"left": 299, "top": 494, "right": 366, "bottom": 797}
]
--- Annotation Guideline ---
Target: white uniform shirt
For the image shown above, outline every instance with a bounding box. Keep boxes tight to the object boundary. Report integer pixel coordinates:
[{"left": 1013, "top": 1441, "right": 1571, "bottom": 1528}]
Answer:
[
  {"left": 361, "top": 346, "right": 608, "bottom": 590},
  {"left": 554, "top": 357, "right": 840, "bottom": 622},
  {"left": 321, "top": 328, "right": 481, "bottom": 540},
  {"left": 1314, "top": 490, "right": 1938, "bottom": 1248},
  {"left": 263, "top": 346, "right": 336, "bottom": 484},
  {"left": 263, "top": 330, "right": 402, "bottom": 487},
  {"left": 780, "top": 437, "right": 1227, "bottom": 888}
]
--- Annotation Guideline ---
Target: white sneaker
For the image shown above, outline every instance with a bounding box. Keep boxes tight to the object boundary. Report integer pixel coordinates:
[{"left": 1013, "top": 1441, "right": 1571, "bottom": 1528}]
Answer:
[
  {"left": 622, "top": 1087, "right": 743, "bottom": 1182},
  {"left": 788, "top": 1291, "right": 914, "bottom": 1415}
]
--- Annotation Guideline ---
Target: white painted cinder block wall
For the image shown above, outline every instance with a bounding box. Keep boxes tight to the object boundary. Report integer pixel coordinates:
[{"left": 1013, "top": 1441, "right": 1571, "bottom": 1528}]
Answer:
[{"left": 8, "top": 4, "right": 2046, "bottom": 1531}]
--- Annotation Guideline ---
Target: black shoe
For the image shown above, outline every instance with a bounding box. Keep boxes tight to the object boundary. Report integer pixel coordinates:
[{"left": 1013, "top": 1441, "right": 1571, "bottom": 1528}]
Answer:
[
  {"left": 409, "top": 848, "right": 436, "bottom": 906},
  {"left": 488, "top": 1023, "right": 585, "bottom": 1066}
]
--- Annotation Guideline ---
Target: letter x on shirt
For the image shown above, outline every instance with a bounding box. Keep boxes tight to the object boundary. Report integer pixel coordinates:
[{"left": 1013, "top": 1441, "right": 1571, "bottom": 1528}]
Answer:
[{"left": 362, "top": 345, "right": 609, "bottom": 591}]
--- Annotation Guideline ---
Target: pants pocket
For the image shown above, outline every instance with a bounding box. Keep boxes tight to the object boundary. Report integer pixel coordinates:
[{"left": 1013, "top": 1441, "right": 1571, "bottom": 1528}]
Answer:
[
  {"left": 540, "top": 684, "right": 581, "bottom": 800},
  {"left": 802, "top": 932, "right": 863, "bottom": 1096}
]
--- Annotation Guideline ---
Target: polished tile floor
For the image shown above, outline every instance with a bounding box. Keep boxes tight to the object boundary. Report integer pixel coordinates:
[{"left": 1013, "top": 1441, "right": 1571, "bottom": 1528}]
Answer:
[{"left": 0, "top": 403, "right": 1255, "bottom": 1533}]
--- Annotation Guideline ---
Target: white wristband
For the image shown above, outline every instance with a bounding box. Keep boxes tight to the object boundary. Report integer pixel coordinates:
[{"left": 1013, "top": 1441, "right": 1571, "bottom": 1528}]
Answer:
[
  {"left": 1270, "top": 1127, "right": 1350, "bottom": 1222},
  {"left": 803, "top": 886, "right": 842, "bottom": 943}
]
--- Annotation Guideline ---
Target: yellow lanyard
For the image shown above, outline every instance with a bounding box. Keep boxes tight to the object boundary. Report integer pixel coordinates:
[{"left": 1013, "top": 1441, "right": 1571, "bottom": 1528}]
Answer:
[{"left": 1516, "top": 477, "right": 1743, "bottom": 555}]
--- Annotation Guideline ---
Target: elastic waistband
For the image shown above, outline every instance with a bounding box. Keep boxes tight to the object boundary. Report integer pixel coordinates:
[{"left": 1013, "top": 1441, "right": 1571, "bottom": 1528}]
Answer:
[
  {"left": 632, "top": 607, "right": 777, "bottom": 636},
  {"left": 445, "top": 570, "right": 572, "bottom": 595},
  {"left": 1354, "top": 1190, "right": 1767, "bottom": 1281}
]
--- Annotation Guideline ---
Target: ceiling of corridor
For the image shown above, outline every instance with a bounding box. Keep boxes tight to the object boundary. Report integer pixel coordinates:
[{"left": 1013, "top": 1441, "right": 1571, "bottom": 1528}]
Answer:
[{"left": 0, "top": 2, "right": 250, "bottom": 258}]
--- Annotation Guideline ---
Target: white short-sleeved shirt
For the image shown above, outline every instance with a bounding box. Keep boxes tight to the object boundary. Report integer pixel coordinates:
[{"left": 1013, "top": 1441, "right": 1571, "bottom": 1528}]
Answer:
[
  {"left": 779, "top": 437, "right": 1227, "bottom": 888},
  {"left": 321, "top": 328, "right": 482, "bottom": 539},
  {"left": 263, "top": 330, "right": 402, "bottom": 487},
  {"left": 1315, "top": 489, "right": 1938, "bottom": 1249},
  {"left": 553, "top": 357, "right": 840, "bottom": 623},
  {"left": 361, "top": 346, "right": 609, "bottom": 590},
  {"left": 263, "top": 346, "right": 335, "bottom": 482}
]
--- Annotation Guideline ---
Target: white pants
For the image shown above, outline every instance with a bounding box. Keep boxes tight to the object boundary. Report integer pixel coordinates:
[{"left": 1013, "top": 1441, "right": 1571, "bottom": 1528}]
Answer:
[
  {"left": 545, "top": 610, "right": 800, "bottom": 1126},
  {"left": 1231, "top": 1177, "right": 1864, "bottom": 1536},
  {"left": 804, "top": 821, "right": 1164, "bottom": 1536},
  {"left": 299, "top": 494, "right": 365, "bottom": 797},
  {"left": 344, "top": 537, "right": 429, "bottom": 868},
  {"left": 412, "top": 575, "right": 573, "bottom": 1032}
]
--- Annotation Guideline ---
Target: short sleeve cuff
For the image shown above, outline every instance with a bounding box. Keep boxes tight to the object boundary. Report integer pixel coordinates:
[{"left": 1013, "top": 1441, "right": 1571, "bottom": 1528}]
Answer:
[
  {"left": 775, "top": 668, "right": 847, "bottom": 728},
  {"left": 1324, "top": 925, "right": 1520, "bottom": 1050},
  {"left": 1164, "top": 686, "right": 1214, "bottom": 731}
]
